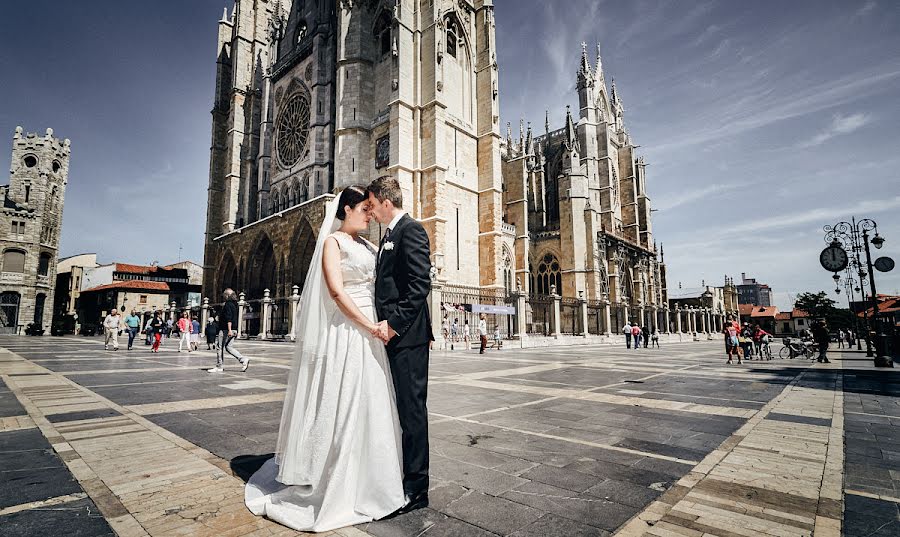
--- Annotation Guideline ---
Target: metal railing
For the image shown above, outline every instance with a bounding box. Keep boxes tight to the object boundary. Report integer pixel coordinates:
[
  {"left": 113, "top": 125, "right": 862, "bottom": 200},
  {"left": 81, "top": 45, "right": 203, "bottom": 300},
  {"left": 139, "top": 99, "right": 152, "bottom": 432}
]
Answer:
[
  {"left": 586, "top": 300, "right": 606, "bottom": 335},
  {"left": 559, "top": 297, "right": 583, "bottom": 335},
  {"left": 526, "top": 294, "right": 553, "bottom": 336}
]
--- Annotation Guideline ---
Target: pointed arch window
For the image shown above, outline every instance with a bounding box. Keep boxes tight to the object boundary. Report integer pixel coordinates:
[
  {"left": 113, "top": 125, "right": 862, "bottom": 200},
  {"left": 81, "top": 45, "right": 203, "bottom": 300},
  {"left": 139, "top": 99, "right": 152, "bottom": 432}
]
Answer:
[
  {"left": 374, "top": 11, "right": 392, "bottom": 57},
  {"left": 299, "top": 178, "right": 309, "bottom": 203},
  {"left": 502, "top": 248, "right": 513, "bottom": 294},
  {"left": 531, "top": 253, "right": 561, "bottom": 296}
]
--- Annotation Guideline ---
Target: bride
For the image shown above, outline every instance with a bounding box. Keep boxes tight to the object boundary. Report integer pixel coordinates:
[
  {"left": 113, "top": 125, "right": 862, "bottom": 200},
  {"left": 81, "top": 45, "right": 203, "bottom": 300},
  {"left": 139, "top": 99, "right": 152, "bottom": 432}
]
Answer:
[{"left": 245, "top": 186, "right": 405, "bottom": 531}]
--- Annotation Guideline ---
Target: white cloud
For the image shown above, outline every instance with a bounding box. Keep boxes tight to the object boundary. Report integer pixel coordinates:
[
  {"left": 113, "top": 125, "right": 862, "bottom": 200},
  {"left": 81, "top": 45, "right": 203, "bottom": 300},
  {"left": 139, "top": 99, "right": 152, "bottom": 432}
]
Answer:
[
  {"left": 799, "top": 112, "right": 871, "bottom": 148},
  {"left": 718, "top": 195, "right": 900, "bottom": 235},
  {"left": 856, "top": 1, "right": 876, "bottom": 17},
  {"left": 653, "top": 183, "right": 738, "bottom": 211}
]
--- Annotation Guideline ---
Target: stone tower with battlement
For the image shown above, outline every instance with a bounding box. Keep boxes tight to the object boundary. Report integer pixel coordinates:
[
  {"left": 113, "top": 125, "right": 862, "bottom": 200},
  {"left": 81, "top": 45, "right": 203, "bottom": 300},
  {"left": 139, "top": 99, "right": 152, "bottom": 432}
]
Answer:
[{"left": 0, "top": 127, "right": 70, "bottom": 334}]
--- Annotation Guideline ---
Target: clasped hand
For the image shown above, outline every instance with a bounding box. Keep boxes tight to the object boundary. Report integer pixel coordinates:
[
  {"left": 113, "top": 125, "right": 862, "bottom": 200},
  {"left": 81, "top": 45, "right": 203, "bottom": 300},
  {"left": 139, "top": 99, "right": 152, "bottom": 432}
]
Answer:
[{"left": 370, "top": 320, "right": 396, "bottom": 343}]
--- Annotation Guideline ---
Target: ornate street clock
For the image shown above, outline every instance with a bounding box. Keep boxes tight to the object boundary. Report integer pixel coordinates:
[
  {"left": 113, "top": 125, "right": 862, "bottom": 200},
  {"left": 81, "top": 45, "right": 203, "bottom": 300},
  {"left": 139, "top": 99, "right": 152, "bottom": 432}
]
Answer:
[{"left": 819, "top": 244, "right": 849, "bottom": 272}]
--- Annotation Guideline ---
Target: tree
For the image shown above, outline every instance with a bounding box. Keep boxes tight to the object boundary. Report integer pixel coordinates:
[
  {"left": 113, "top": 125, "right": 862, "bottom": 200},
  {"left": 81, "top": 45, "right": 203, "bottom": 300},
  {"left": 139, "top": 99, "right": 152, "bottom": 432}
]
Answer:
[{"left": 794, "top": 291, "right": 853, "bottom": 330}]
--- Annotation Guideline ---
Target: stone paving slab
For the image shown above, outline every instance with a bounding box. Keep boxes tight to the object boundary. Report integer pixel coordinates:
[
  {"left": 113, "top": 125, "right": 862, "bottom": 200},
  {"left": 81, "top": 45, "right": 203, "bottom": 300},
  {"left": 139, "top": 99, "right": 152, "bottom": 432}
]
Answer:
[{"left": 1, "top": 338, "right": 898, "bottom": 536}]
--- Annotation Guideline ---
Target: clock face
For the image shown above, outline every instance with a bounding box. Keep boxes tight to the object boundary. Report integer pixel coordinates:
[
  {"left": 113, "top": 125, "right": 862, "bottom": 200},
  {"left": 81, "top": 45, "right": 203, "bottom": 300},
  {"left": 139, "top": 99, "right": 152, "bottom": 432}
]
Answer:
[{"left": 819, "top": 245, "right": 849, "bottom": 272}]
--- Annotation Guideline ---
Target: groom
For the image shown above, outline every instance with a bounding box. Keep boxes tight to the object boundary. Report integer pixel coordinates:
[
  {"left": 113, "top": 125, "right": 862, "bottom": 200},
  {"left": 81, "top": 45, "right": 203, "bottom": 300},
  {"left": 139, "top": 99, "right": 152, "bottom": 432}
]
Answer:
[{"left": 367, "top": 176, "right": 433, "bottom": 515}]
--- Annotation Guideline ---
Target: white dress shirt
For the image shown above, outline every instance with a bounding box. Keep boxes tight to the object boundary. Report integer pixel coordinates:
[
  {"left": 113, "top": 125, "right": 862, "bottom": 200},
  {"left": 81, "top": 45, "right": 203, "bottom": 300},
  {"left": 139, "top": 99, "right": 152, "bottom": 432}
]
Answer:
[{"left": 385, "top": 211, "right": 406, "bottom": 235}]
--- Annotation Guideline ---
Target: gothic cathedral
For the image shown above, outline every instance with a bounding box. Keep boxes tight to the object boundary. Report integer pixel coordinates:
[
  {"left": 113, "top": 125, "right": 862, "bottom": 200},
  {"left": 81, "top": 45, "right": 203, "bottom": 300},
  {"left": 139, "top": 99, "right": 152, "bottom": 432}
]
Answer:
[{"left": 203, "top": 0, "right": 666, "bottom": 329}]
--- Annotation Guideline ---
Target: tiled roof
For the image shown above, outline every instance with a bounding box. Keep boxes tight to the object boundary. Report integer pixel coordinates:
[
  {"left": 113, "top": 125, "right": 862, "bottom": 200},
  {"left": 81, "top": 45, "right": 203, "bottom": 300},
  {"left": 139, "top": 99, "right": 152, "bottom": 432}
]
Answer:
[
  {"left": 114, "top": 263, "right": 159, "bottom": 275},
  {"left": 775, "top": 312, "right": 792, "bottom": 321},
  {"left": 751, "top": 306, "right": 778, "bottom": 318},
  {"left": 83, "top": 280, "right": 170, "bottom": 293}
]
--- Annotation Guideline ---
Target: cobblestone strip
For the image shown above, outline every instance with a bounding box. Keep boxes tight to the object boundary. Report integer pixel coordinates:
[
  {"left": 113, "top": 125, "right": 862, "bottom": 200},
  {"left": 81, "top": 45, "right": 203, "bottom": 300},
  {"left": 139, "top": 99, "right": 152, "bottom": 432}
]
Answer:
[
  {"left": 615, "top": 363, "right": 842, "bottom": 537},
  {"left": 1, "top": 350, "right": 308, "bottom": 537}
]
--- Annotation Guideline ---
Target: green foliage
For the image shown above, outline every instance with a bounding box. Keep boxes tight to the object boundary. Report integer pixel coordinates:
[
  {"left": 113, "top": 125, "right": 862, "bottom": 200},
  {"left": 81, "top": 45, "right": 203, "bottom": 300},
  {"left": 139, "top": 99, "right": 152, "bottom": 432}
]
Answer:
[{"left": 794, "top": 291, "right": 853, "bottom": 330}]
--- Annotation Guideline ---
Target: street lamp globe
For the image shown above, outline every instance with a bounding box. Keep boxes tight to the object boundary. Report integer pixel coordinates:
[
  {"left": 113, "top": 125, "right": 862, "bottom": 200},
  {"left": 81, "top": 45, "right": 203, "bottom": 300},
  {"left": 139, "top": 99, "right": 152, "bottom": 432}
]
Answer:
[{"left": 871, "top": 233, "right": 885, "bottom": 249}]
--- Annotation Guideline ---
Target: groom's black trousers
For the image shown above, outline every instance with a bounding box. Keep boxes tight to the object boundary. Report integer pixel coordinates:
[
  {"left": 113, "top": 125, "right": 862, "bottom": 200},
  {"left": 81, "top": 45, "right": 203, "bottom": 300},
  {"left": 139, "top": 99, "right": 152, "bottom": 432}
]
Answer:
[{"left": 388, "top": 342, "right": 429, "bottom": 496}]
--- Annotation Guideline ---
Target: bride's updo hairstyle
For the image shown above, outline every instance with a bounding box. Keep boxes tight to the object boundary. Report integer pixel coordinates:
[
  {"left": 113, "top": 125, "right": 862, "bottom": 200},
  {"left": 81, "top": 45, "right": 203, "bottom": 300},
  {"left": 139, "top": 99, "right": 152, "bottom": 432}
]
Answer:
[{"left": 335, "top": 185, "right": 368, "bottom": 220}]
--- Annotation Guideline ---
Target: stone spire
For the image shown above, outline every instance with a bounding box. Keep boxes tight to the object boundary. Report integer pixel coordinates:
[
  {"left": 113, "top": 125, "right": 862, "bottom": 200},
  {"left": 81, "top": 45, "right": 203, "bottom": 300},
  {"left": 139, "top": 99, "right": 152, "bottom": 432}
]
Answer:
[
  {"left": 564, "top": 105, "right": 577, "bottom": 150},
  {"left": 577, "top": 42, "right": 593, "bottom": 89},
  {"left": 519, "top": 118, "right": 525, "bottom": 153},
  {"left": 610, "top": 78, "right": 619, "bottom": 104},
  {"left": 506, "top": 122, "right": 513, "bottom": 152},
  {"left": 593, "top": 43, "right": 604, "bottom": 83},
  {"left": 220, "top": 6, "right": 229, "bottom": 22},
  {"left": 524, "top": 122, "right": 533, "bottom": 156},
  {"left": 545, "top": 110, "right": 550, "bottom": 135}
]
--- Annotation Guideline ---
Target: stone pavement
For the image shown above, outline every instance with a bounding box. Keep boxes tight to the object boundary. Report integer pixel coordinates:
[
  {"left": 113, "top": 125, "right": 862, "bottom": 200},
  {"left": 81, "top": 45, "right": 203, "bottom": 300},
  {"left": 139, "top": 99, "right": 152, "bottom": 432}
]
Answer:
[{"left": 0, "top": 335, "right": 897, "bottom": 536}]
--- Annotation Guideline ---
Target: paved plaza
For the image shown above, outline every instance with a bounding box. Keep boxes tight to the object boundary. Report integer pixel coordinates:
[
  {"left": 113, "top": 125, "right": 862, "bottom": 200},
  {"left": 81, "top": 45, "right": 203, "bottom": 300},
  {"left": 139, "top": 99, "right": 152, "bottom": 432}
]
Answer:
[{"left": 0, "top": 336, "right": 898, "bottom": 537}]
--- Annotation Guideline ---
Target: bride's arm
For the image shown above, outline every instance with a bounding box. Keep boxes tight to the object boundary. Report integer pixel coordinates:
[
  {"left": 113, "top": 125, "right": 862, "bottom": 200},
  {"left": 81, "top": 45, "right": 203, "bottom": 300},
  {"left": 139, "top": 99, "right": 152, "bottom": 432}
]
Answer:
[{"left": 322, "top": 236, "right": 378, "bottom": 332}]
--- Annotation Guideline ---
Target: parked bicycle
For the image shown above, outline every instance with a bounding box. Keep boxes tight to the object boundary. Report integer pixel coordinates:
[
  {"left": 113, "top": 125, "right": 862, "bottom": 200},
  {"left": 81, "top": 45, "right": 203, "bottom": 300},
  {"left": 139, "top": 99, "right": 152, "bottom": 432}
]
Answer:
[{"left": 779, "top": 337, "right": 816, "bottom": 360}]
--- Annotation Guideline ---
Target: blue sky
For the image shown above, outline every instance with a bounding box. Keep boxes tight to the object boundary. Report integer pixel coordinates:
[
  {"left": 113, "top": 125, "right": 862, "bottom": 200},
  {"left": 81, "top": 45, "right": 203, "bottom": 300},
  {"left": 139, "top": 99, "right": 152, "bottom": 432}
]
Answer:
[{"left": 2, "top": 1, "right": 898, "bottom": 310}]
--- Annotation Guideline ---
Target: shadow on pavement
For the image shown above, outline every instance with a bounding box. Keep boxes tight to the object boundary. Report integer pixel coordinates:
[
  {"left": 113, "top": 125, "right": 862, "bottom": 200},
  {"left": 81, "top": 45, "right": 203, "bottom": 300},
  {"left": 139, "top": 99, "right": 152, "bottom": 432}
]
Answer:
[{"left": 230, "top": 453, "right": 274, "bottom": 482}]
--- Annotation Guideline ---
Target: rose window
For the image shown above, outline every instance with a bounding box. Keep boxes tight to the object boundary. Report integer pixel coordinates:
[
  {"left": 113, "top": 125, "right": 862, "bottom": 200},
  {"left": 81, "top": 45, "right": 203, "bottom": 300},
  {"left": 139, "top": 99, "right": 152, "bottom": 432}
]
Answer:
[{"left": 276, "top": 94, "right": 311, "bottom": 168}]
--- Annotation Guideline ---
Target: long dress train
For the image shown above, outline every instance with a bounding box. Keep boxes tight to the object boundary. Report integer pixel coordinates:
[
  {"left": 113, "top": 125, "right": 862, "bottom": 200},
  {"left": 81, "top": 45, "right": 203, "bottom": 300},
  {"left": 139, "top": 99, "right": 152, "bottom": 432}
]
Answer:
[{"left": 245, "top": 231, "right": 404, "bottom": 532}]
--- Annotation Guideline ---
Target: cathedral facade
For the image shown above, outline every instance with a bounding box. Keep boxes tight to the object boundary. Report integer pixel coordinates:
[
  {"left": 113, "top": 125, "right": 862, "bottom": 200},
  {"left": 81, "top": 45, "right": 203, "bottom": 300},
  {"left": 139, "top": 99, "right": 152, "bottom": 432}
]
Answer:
[{"left": 203, "top": 0, "right": 666, "bottom": 334}]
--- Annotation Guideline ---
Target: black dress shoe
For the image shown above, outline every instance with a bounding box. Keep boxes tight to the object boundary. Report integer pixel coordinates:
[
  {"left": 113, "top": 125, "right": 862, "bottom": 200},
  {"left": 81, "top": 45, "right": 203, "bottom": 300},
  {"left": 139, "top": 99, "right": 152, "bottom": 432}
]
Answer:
[{"left": 383, "top": 492, "right": 429, "bottom": 519}]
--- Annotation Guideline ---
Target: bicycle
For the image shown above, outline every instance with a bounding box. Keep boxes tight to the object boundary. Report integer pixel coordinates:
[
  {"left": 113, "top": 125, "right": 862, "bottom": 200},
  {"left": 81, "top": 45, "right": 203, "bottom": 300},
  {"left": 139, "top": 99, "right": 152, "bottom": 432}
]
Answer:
[{"left": 779, "top": 337, "right": 814, "bottom": 360}]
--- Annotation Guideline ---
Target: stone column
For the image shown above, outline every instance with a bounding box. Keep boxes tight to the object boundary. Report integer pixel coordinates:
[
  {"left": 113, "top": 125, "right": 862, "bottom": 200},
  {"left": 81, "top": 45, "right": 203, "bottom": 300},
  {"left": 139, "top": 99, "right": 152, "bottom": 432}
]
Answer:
[
  {"left": 201, "top": 297, "right": 209, "bottom": 328},
  {"left": 623, "top": 303, "right": 630, "bottom": 325},
  {"left": 517, "top": 292, "right": 528, "bottom": 348},
  {"left": 551, "top": 286, "right": 561, "bottom": 339},
  {"left": 430, "top": 281, "right": 445, "bottom": 349},
  {"left": 700, "top": 309, "right": 707, "bottom": 333},
  {"left": 288, "top": 285, "right": 300, "bottom": 342},
  {"left": 237, "top": 292, "right": 246, "bottom": 339},
  {"left": 675, "top": 306, "right": 682, "bottom": 333},
  {"left": 664, "top": 306, "right": 671, "bottom": 334},
  {"left": 169, "top": 301, "right": 177, "bottom": 322},
  {"left": 603, "top": 300, "right": 612, "bottom": 336},
  {"left": 262, "top": 289, "right": 272, "bottom": 340}
]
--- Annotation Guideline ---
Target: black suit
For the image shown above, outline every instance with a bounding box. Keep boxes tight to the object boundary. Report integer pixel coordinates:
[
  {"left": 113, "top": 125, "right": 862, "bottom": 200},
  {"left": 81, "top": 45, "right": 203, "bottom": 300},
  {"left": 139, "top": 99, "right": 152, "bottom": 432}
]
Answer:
[{"left": 375, "top": 213, "right": 433, "bottom": 497}]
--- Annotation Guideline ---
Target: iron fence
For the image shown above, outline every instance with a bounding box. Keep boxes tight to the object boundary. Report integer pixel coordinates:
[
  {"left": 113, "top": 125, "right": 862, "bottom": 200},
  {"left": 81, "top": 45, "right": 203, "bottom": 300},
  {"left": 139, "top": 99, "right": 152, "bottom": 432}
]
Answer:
[
  {"left": 440, "top": 284, "right": 514, "bottom": 340},
  {"left": 559, "top": 297, "right": 583, "bottom": 335},
  {"left": 270, "top": 298, "right": 291, "bottom": 338},
  {"left": 587, "top": 300, "right": 606, "bottom": 335},
  {"left": 243, "top": 299, "right": 262, "bottom": 338},
  {"left": 527, "top": 294, "right": 553, "bottom": 336}
]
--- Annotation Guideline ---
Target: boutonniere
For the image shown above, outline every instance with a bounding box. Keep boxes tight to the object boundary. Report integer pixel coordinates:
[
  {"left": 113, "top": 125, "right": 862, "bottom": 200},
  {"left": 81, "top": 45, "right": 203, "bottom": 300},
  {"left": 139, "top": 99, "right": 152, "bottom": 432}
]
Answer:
[{"left": 383, "top": 241, "right": 395, "bottom": 251}]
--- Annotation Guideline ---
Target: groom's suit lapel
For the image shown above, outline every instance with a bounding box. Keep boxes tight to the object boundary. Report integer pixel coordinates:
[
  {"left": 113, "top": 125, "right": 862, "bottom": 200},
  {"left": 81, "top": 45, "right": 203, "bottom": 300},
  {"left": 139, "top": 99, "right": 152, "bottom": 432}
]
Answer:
[{"left": 376, "top": 213, "right": 409, "bottom": 281}]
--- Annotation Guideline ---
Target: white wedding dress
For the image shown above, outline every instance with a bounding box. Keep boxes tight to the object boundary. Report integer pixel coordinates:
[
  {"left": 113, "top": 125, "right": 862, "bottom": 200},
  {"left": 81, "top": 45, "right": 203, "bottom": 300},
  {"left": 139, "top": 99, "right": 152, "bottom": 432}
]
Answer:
[{"left": 245, "top": 230, "right": 405, "bottom": 532}]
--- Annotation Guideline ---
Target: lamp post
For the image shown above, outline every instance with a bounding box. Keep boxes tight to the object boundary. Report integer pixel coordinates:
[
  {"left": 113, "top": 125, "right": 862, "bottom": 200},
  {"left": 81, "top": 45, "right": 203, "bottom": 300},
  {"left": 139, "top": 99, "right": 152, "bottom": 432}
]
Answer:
[
  {"left": 837, "top": 267, "right": 864, "bottom": 351},
  {"left": 824, "top": 218, "right": 890, "bottom": 367}
]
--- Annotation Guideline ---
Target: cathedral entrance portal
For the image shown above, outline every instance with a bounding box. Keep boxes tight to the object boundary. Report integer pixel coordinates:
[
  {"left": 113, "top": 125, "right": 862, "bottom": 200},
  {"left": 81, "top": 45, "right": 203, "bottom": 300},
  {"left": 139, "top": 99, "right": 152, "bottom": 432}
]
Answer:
[{"left": 290, "top": 221, "right": 316, "bottom": 292}]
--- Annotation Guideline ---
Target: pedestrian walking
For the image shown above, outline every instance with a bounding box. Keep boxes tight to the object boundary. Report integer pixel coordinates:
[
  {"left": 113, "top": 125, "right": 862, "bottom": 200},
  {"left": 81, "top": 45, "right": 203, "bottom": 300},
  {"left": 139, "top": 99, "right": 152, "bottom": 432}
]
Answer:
[
  {"left": 641, "top": 325, "right": 650, "bottom": 348},
  {"left": 124, "top": 310, "right": 141, "bottom": 350},
  {"left": 441, "top": 315, "right": 450, "bottom": 349},
  {"left": 631, "top": 324, "right": 641, "bottom": 350},
  {"left": 478, "top": 313, "right": 488, "bottom": 354},
  {"left": 144, "top": 316, "right": 154, "bottom": 345},
  {"left": 209, "top": 288, "right": 250, "bottom": 373},
  {"left": 623, "top": 322, "right": 632, "bottom": 348},
  {"left": 205, "top": 316, "right": 219, "bottom": 350},
  {"left": 837, "top": 329, "right": 845, "bottom": 349},
  {"left": 651, "top": 327, "right": 660, "bottom": 348},
  {"left": 177, "top": 311, "right": 192, "bottom": 352},
  {"left": 739, "top": 323, "right": 754, "bottom": 360},
  {"left": 812, "top": 320, "right": 831, "bottom": 363},
  {"left": 491, "top": 325, "right": 502, "bottom": 349},
  {"left": 103, "top": 309, "right": 122, "bottom": 351},
  {"left": 450, "top": 318, "right": 459, "bottom": 344},
  {"left": 149, "top": 311, "right": 164, "bottom": 353},
  {"left": 846, "top": 329, "right": 855, "bottom": 348},
  {"left": 724, "top": 316, "right": 742, "bottom": 365},
  {"left": 166, "top": 317, "right": 174, "bottom": 339},
  {"left": 463, "top": 321, "right": 471, "bottom": 350},
  {"left": 191, "top": 317, "right": 201, "bottom": 351}
]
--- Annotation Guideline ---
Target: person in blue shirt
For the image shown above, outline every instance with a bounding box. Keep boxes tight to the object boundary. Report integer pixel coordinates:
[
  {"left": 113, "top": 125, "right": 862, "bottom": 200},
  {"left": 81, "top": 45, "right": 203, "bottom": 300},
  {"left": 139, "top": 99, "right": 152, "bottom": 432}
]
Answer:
[{"left": 124, "top": 310, "right": 141, "bottom": 351}]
